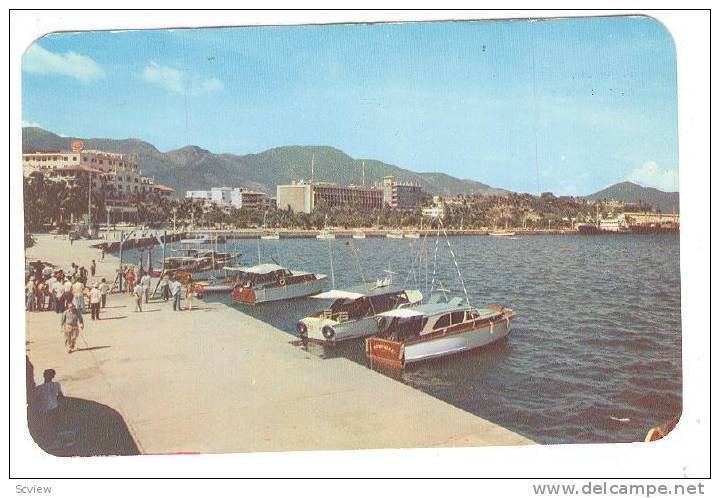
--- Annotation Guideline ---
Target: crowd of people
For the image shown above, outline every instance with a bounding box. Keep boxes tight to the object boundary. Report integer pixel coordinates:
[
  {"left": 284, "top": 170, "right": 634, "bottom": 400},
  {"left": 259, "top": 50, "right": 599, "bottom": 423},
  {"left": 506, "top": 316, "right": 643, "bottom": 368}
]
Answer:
[{"left": 26, "top": 257, "right": 198, "bottom": 325}]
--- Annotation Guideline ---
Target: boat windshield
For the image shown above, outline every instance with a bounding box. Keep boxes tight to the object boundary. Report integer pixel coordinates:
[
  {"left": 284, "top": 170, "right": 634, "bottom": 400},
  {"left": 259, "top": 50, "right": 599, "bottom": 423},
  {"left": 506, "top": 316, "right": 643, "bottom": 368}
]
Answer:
[
  {"left": 327, "top": 297, "right": 373, "bottom": 319},
  {"left": 382, "top": 316, "right": 427, "bottom": 341}
]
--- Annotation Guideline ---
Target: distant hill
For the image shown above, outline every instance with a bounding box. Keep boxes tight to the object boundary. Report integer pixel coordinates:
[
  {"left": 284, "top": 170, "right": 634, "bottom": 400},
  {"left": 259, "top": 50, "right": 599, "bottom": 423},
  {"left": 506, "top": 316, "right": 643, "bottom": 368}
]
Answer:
[
  {"left": 22, "top": 127, "right": 508, "bottom": 198},
  {"left": 583, "top": 181, "right": 679, "bottom": 213}
]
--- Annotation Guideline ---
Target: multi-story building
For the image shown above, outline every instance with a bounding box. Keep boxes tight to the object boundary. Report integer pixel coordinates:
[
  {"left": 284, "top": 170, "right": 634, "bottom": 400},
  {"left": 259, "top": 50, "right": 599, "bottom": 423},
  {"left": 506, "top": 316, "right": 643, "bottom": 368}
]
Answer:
[
  {"left": 382, "top": 176, "right": 425, "bottom": 210},
  {"left": 186, "top": 187, "right": 272, "bottom": 210},
  {"left": 276, "top": 181, "right": 383, "bottom": 214},
  {"left": 22, "top": 148, "right": 174, "bottom": 222}
]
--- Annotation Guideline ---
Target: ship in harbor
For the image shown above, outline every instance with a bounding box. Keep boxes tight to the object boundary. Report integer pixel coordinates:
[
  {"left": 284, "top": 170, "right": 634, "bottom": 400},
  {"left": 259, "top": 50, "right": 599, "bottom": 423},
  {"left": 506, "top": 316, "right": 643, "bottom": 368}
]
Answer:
[
  {"left": 231, "top": 263, "right": 327, "bottom": 304},
  {"left": 366, "top": 296, "right": 516, "bottom": 369}
]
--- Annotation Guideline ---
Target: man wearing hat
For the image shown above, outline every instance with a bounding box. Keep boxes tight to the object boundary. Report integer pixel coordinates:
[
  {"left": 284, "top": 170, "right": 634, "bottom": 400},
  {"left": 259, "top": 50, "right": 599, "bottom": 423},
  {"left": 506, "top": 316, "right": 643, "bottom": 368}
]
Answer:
[{"left": 25, "top": 277, "right": 36, "bottom": 312}]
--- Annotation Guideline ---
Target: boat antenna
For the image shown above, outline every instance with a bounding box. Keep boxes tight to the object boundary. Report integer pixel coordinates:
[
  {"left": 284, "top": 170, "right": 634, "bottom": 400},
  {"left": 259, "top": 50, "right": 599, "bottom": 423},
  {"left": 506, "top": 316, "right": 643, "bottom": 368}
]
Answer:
[
  {"left": 531, "top": 28, "right": 541, "bottom": 197},
  {"left": 328, "top": 238, "right": 336, "bottom": 288},
  {"left": 349, "top": 241, "right": 368, "bottom": 287},
  {"left": 437, "top": 217, "right": 471, "bottom": 307},
  {"left": 256, "top": 236, "right": 262, "bottom": 265}
]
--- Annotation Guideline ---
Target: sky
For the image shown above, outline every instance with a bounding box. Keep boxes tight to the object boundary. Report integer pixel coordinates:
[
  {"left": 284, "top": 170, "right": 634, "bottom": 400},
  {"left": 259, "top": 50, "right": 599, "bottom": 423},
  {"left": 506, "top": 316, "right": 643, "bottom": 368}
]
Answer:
[{"left": 21, "top": 16, "right": 679, "bottom": 195}]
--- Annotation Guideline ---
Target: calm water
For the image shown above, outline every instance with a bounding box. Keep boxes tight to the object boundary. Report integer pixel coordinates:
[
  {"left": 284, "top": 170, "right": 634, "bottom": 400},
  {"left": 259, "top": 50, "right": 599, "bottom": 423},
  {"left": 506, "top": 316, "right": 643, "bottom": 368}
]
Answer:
[{"left": 125, "top": 234, "right": 682, "bottom": 444}]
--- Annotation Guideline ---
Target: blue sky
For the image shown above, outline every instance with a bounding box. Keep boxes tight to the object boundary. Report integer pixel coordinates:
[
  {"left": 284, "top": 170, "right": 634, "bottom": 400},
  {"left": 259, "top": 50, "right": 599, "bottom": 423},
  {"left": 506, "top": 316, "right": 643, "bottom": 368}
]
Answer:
[{"left": 22, "top": 16, "right": 679, "bottom": 195}]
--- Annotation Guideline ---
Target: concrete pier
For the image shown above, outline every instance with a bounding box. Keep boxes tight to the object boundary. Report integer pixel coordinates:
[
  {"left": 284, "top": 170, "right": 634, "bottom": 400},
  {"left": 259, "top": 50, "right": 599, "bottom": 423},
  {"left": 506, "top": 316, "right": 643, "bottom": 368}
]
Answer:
[{"left": 24, "top": 234, "right": 533, "bottom": 454}]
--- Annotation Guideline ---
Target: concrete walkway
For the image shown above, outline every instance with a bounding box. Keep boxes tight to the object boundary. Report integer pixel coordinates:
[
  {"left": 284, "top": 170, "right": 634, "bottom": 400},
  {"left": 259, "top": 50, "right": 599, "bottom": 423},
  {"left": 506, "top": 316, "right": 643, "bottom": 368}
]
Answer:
[{"left": 25, "top": 234, "right": 533, "bottom": 454}]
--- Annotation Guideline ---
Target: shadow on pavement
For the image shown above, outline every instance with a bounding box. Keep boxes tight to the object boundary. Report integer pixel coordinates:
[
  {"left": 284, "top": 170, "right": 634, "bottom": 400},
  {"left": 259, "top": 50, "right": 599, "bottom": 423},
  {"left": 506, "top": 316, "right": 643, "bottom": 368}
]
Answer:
[{"left": 26, "top": 357, "right": 139, "bottom": 457}]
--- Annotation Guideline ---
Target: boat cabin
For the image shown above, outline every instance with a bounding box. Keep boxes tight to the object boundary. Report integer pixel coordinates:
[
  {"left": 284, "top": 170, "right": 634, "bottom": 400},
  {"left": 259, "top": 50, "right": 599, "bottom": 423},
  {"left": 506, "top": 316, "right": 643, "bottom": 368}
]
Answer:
[
  {"left": 376, "top": 299, "right": 504, "bottom": 342},
  {"left": 309, "top": 287, "right": 420, "bottom": 323},
  {"left": 234, "top": 263, "right": 317, "bottom": 289}
]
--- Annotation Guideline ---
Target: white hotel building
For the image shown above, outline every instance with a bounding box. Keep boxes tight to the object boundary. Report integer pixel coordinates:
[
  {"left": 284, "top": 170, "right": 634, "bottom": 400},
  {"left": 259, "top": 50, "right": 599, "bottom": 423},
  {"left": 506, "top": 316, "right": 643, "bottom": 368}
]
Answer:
[{"left": 186, "top": 187, "right": 273, "bottom": 210}]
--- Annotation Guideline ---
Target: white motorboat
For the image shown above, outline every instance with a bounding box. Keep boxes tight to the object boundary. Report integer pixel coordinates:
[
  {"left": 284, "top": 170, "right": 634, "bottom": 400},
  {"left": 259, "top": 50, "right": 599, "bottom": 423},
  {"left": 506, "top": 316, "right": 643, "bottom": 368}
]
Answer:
[
  {"left": 231, "top": 263, "right": 327, "bottom": 304},
  {"left": 352, "top": 232, "right": 366, "bottom": 239},
  {"left": 366, "top": 296, "right": 516, "bottom": 368},
  {"left": 404, "top": 232, "right": 420, "bottom": 239},
  {"left": 260, "top": 233, "right": 280, "bottom": 240},
  {"left": 386, "top": 231, "right": 404, "bottom": 239},
  {"left": 180, "top": 234, "right": 212, "bottom": 244},
  {"left": 297, "top": 286, "right": 423, "bottom": 344},
  {"left": 489, "top": 231, "right": 516, "bottom": 237},
  {"left": 316, "top": 230, "right": 335, "bottom": 239}
]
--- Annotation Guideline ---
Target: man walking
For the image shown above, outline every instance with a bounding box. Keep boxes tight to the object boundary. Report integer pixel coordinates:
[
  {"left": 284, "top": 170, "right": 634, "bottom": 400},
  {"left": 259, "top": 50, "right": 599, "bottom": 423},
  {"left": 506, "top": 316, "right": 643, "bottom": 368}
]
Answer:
[
  {"left": 159, "top": 273, "right": 170, "bottom": 302},
  {"left": 140, "top": 271, "right": 151, "bottom": 304},
  {"left": 60, "top": 302, "right": 83, "bottom": 353},
  {"left": 71, "top": 278, "right": 85, "bottom": 315},
  {"left": 89, "top": 282, "right": 101, "bottom": 320},
  {"left": 133, "top": 280, "right": 144, "bottom": 312},
  {"left": 90, "top": 259, "right": 97, "bottom": 278},
  {"left": 25, "top": 277, "right": 36, "bottom": 312},
  {"left": 170, "top": 277, "right": 182, "bottom": 311},
  {"left": 99, "top": 278, "right": 109, "bottom": 308}
]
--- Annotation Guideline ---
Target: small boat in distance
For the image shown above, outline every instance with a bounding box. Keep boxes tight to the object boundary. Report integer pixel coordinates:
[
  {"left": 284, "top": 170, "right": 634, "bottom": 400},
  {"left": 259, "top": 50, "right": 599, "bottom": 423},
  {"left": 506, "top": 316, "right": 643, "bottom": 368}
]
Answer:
[
  {"left": 352, "top": 231, "right": 366, "bottom": 239},
  {"left": 231, "top": 263, "right": 327, "bottom": 305},
  {"left": 297, "top": 286, "right": 423, "bottom": 344},
  {"left": 404, "top": 232, "right": 421, "bottom": 239},
  {"left": 316, "top": 230, "right": 335, "bottom": 239},
  {"left": 260, "top": 210, "right": 281, "bottom": 239},
  {"left": 489, "top": 230, "right": 516, "bottom": 237},
  {"left": 386, "top": 230, "right": 404, "bottom": 239},
  {"left": 366, "top": 296, "right": 516, "bottom": 368},
  {"left": 180, "top": 234, "right": 212, "bottom": 244}
]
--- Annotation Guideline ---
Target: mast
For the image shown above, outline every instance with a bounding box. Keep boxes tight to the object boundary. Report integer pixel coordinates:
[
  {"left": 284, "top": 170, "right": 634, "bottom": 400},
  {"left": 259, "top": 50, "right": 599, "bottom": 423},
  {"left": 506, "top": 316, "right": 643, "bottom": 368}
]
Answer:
[
  {"left": 362, "top": 161, "right": 366, "bottom": 186},
  {"left": 311, "top": 154, "right": 315, "bottom": 183}
]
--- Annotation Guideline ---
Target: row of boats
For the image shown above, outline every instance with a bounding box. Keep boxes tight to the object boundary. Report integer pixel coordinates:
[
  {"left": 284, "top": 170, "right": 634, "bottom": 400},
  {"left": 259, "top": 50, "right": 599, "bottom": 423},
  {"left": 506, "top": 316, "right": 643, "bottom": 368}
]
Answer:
[{"left": 158, "top": 235, "right": 516, "bottom": 369}]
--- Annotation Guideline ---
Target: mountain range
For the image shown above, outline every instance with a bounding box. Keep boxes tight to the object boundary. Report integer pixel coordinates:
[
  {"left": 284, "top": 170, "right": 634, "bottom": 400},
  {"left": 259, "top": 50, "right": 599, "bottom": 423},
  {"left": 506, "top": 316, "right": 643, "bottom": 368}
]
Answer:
[
  {"left": 581, "top": 181, "right": 679, "bottom": 213},
  {"left": 22, "top": 127, "right": 507, "bottom": 198},
  {"left": 22, "top": 127, "right": 679, "bottom": 212}
]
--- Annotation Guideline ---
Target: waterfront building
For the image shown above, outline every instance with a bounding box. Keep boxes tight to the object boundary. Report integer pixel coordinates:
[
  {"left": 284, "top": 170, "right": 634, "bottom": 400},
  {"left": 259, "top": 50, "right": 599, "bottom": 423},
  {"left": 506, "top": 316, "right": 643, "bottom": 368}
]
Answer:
[
  {"left": 22, "top": 148, "right": 174, "bottom": 222},
  {"left": 422, "top": 196, "right": 446, "bottom": 219},
  {"left": 276, "top": 180, "right": 383, "bottom": 213},
  {"left": 186, "top": 187, "right": 272, "bottom": 210},
  {"left": 382, "top": 176, "right": 425, "bottom": 210}
]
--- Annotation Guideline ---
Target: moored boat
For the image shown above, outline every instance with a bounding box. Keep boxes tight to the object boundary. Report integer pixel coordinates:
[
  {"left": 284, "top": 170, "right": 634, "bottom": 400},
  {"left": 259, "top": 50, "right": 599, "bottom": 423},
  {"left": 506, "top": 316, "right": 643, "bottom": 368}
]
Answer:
[
  {"left": 366, "top": 297, "right": 515, "bottom": 368},
  {"left": 386, "top": 230, "right": 404, "bottom": 239},
  {"left": 180, "top": 234, "right": 212, "bottom": 244},
  {"left": 352, "top": 232, "right": 366, "bottom": 239},
  {"left": 230, "top": 263, "right": 327, "bottom": 304},
  {"left": 297, "top": 286, "right": 423, "bottom": 344},
  {"left": 404, "top": 232, "right": 421, "bottom": 239},
  {"left": 316, "top": 230, "right": 335, "bottom": 239},
  {"left": 488, "top": 230, "right": 516, "bottom": 237},
  {"left": 260, "top": 232, "right": 281, "bottom": 240}
]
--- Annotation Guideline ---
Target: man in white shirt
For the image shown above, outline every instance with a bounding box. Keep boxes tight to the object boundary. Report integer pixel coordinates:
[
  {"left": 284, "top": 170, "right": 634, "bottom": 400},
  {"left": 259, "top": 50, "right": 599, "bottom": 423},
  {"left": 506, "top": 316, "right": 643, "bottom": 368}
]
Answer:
[
  {"left": 140, "top": 273, "right": 151, "bottom": 303},
  {"left": 170, "top": 278, "right": 183, "bottom": 311},
  {"left": 98, "top": 278, "right": 110, "bottom": 308},
  {"left": 89, "top": 283, "right": 102, "bottom": 320}
]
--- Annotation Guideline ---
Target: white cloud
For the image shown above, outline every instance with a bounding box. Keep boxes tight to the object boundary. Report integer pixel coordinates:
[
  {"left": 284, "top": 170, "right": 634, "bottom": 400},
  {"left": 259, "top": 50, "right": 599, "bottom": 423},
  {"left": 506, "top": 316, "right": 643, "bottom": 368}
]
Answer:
[
  {"left": 628, "top": 161, "right": 679, "bottom": 192},
  {"left": 22, "top": 120, "right": 43, "bottom": 128},
  {"left": 141, "top": 62, "right": 184, "bottom": 94},
  {"left": 22, "top": 44, "right": 105, "bottom": 82},
  {"left": 191, "top": 77, "right": 224, "bottom": 96},
  {"left": 141, "top": 62, "right": 223, "bottom": 97}
]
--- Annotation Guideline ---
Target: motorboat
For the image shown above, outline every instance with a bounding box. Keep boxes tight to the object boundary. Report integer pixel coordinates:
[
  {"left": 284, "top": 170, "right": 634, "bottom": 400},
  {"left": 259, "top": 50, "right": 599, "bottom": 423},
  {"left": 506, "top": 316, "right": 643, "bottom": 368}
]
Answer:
[
  {"left": 162, "top": 248, "right": 240, "bottom": 279},
  {"left": 404, "top": 232, "right": 421, "bottom": 239},
  {"left": 180, "top": 233, "right": 212, "bottom": 244},
  {"left": 316, "top": 230, "right": 335, "bottom": 240},
  {"left": 386, "top": 230, "right": 404, "bottom": 239},
  {"left": 192, "top": 266, "right": 245, "bottom": 297},
  {"left": 296, "top": 285, "right": 423, "bottom": 344},
  {"left": 352, "top": 232, "right": 366, "bottom": 239},
  {"left": 260, "top": 232, "right": 280, "bottom": 240},
  {"left": 488, "top": 231, "right": 516, "bottom": 237},
  {"left": 366, "top": 296, "right": 516, "bottom": 368},
  {"left": 231, "top": 263, "right": 327, "bottom": 304}
]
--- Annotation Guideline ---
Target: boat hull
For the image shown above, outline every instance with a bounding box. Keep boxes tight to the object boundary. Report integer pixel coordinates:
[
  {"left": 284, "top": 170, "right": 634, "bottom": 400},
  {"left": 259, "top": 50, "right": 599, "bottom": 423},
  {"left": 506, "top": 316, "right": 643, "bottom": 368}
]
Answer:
[
  {"left": 404, "top": 318, "right": 510, "bottom": 365},
  {"left": 367, "top": 314, "right": 513, "bottom": 368},
  {"left": 233, "top": 275, "right": 327, "bottom": 304},
  {"left": 300, "top": 315, "right": 383, "bottom": 344}
]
